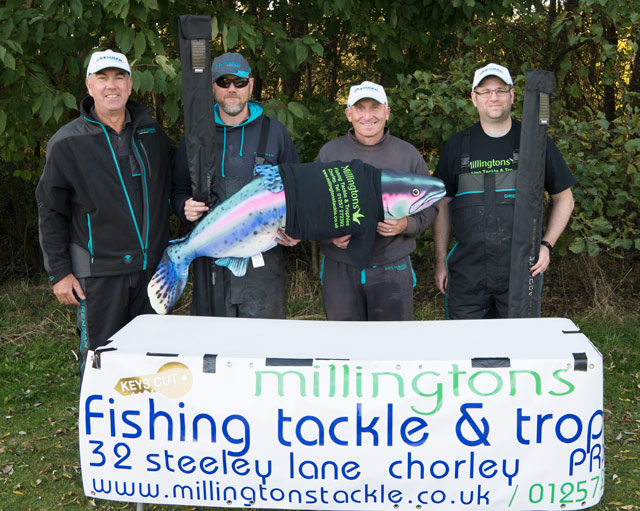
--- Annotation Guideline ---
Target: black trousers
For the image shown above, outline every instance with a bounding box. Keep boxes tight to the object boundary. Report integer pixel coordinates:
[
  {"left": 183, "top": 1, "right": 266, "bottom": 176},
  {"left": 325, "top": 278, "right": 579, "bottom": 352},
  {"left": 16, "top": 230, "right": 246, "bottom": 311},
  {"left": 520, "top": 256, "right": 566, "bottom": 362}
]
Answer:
[
  {"left": 190, "top": 252, "right": 286, "bottom": 319},
  {"left": 77, "top": 271, "right": 154, "bottom": 372}
]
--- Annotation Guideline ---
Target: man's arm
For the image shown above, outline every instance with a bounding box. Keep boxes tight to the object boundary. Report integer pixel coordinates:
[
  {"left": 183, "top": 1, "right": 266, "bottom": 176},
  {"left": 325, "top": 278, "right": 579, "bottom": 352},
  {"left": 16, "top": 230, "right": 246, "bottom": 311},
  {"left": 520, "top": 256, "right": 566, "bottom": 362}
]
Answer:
[
  {"left": 274, "top": 121, "right": 301, "bottom": 246},
  {"left": 171, "top": 137, "right": 202, "bottom": 223},
  {"left": 36, "top": 155, "right": 86, "bottom": 306},
  {"left": 531, "top": 187, "right": 574, "bottom": 277},
  {"left": 35, "top": 143, "right": 76, "bottom": 287},
  {"left": 433, "top": 197, "right": 452, "bottom": 293}
]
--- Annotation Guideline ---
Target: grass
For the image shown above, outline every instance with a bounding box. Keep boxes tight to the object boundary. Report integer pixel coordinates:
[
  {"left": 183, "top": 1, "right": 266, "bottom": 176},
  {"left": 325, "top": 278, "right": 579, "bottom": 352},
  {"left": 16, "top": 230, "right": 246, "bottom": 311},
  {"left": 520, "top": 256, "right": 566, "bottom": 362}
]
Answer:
[{"left": 1, "top": 268, "right": 638, "bottom": 511}]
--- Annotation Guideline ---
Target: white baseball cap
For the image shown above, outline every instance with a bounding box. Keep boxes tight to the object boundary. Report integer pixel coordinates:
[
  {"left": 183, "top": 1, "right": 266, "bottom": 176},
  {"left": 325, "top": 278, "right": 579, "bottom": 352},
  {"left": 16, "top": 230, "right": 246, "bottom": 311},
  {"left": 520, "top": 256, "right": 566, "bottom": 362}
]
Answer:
[
  {"left": 86, "top": 50, "right": 131, "bottom": 77},
  {"left": 347, "top": 81, "right": 388, "bottom": 107},
  {"left": 472, "top": 63, "right": 513, "bottom": 91}
]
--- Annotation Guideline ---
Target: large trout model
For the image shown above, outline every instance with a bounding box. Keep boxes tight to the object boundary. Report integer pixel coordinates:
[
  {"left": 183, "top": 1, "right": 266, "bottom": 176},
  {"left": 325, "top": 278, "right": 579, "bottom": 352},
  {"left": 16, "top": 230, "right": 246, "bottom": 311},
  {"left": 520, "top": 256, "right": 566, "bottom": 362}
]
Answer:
[{"left": 148, "top": 161, "right": 445, "bottom": 314}]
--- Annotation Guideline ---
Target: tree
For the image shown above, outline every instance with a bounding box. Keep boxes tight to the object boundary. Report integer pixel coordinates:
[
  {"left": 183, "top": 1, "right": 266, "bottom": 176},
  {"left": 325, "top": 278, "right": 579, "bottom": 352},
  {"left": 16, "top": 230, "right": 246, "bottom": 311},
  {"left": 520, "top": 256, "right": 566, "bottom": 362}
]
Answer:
[{"left": 1, "top": 0, "right": 638, "bottom": 278}]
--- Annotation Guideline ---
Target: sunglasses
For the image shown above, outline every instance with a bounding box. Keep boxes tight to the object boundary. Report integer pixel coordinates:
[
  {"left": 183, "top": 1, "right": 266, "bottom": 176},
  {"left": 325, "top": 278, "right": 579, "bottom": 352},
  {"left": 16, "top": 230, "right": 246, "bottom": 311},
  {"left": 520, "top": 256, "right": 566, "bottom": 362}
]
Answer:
[{"left": 215, "top": 76, "right": 250, "bottom": 89}]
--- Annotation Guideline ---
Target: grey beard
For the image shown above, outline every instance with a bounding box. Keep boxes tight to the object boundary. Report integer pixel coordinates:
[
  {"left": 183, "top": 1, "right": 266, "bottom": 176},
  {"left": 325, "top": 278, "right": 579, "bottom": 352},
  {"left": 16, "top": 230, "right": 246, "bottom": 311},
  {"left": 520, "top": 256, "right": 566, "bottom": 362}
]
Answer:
[{"left": 217, "top": 98, "right": 247, "bottom": 117}]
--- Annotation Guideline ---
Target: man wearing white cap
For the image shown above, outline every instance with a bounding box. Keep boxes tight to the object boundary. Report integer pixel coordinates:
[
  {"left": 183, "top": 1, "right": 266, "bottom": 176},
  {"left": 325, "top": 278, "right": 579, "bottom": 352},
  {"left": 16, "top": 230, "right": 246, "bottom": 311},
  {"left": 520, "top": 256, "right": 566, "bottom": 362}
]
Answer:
[
  {"left": 36, "top": 49, "right": 175, "bottom": 371},
  {"left": 433, "top": 63, "right": 576, "bottom": 319},
  {"left": 316, "top": 81, "right": 439, "bottom": 321}
]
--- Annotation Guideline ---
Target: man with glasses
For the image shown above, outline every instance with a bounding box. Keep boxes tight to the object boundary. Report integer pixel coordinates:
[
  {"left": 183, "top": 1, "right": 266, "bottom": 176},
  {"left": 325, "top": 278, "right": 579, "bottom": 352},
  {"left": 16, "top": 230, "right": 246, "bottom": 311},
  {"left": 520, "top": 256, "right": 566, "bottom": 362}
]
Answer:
[
  {"left": 433, "top": 63, "right": 575, "bottom": 319},
  {"left": 172, "top": 52, "right": 299, "bottom": 318}
]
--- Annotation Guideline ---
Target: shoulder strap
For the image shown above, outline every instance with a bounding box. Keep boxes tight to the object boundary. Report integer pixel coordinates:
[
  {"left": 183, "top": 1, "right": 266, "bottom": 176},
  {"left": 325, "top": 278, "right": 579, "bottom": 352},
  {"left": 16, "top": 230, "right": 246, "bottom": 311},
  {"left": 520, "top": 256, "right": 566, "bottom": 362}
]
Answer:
[
  {"left": 512, "top": 122, "right": 520, "bottom": 170},
  {"left": 460, "top": 127, "right": 472, "bottom": 172},
  {"left": 254, "top": 116, "right": 271, "bottom": 166}
]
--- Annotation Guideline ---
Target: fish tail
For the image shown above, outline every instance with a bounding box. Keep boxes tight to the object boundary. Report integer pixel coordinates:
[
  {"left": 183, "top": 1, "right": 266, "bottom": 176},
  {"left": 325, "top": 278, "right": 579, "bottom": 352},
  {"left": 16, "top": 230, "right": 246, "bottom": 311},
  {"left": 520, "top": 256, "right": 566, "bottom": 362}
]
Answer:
[{"left": 147, "top": 247, "right": 190, "bottom": 314}]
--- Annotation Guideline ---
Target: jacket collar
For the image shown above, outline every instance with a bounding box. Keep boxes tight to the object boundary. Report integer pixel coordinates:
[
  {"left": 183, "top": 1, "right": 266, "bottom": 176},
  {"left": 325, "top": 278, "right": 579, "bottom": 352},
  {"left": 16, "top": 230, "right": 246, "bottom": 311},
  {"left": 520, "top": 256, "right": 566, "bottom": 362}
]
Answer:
[
  {"left": 79, "top": 95, "right": 150, "bottom": 125},
  {"left": 214, "top": 101, "right": 263, "bottom": 128}
]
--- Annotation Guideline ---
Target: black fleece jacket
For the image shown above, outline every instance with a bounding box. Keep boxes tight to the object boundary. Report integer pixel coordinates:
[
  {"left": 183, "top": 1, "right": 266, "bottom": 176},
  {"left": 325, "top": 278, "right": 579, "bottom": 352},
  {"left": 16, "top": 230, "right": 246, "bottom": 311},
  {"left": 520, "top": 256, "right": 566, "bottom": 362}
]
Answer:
[{"left": 36, "top": 96, "right": 175, "bottom": 285}]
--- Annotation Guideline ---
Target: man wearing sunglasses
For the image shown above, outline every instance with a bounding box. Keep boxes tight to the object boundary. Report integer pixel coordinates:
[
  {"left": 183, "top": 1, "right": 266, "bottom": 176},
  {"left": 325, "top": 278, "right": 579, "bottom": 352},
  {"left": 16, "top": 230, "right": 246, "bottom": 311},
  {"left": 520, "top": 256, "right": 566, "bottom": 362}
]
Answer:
[
  {"left": 172, "top": 52, "right": 299, "bottom": 318},
  {"left": 433, "top": 63, "right": 576, "bottom": 319}
]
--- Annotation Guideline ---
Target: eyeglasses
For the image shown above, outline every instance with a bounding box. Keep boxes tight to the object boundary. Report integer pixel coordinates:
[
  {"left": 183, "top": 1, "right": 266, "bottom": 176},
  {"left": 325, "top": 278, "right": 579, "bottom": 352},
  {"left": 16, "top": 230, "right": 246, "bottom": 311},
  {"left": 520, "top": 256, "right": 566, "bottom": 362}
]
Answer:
[
  {"left": 474, "top": 87, "right": 512, "bottom": 97},
  {"left": 215, "top": 76, "right": 250, "bottom": 89}
]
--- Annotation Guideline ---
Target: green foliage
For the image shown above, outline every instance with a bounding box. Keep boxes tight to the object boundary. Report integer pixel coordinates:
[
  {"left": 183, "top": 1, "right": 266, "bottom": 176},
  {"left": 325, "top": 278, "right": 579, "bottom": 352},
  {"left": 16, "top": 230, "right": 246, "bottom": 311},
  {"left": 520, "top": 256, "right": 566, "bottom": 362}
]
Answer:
[
  {"left": 2, "top": 0, "right": 640, "bottom": 280},
  {"left": 554, "top": 102, "right": 640, "bottom": 256},
  {"left": 390, "top": 58, "right": 480, "bottom": 165}
]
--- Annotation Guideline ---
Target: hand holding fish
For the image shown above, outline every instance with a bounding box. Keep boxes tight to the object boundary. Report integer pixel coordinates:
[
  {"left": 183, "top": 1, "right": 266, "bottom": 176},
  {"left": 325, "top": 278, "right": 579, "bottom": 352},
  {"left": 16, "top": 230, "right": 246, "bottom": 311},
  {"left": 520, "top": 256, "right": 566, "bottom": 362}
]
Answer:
[
  {"left": 184, "top": 198, "right": 209, "bottom": 223},
  {"left": 275, "top": 229, "right": 300, "bottom": 247},
  {"left": 331, "top": 235, "right": 351, "bottom": 249},
  {"left": 377, "top": 217, "right": 408, "bottom": 237}
]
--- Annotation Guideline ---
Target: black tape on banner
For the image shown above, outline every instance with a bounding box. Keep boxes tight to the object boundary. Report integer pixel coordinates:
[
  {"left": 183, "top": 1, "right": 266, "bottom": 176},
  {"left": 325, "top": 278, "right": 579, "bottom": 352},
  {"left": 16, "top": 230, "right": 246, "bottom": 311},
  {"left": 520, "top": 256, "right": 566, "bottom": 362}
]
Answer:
[
  {"left": 471, "top": 357, "right": 511, "bottom": 368},
  {"left": 508, "top": 69, "right": 554, "bottom": 318},
  {"left": 573, "top": 352, "right": 588, "bottom": 372},
  {"left": 178, "top": 15, "right": 216, "bottom": 205},
  {"left": 265, "top": 358, "right": 314, "bottom": 367},
  {"left": 203, "top": 354, "right": 218, "bottom": 373}
]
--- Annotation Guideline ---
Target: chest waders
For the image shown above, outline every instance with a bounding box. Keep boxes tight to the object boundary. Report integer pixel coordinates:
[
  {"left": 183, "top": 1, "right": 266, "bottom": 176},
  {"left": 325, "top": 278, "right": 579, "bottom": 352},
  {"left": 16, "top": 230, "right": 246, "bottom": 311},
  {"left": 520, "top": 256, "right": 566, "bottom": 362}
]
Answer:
[
  {"left": 447, "top": 129, "right": 518, "bottom": 317},
  {"left": 508, "top": 70, "right": 554, "bottom": 318},
  {"left": 191, "top": 117, "right": 274, "bottom": 316}
]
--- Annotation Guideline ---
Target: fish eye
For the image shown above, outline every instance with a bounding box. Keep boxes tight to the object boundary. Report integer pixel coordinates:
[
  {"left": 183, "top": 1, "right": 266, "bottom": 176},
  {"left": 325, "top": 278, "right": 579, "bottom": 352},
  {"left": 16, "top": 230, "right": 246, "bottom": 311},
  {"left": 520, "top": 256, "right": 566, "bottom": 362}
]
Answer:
[{"left": 411, "top": 188, "right": 420, "bottom": 197}]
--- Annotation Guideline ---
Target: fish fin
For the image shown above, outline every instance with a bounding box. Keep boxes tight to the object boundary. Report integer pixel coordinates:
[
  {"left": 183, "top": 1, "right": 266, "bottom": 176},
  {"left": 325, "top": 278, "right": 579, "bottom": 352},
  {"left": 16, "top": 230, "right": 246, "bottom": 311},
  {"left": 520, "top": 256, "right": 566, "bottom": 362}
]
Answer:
[
  {"left": 147, "top": 249, "right": 190, "bottom": 314},
  {"left": 254, "top": 164, "right": 284, "bottom": 193},
  {"left": 168, "top": 235, "right": 189, "bottom": 245},
  {"left": 215, "top": 257, "right": 250, "bottom": 277}
]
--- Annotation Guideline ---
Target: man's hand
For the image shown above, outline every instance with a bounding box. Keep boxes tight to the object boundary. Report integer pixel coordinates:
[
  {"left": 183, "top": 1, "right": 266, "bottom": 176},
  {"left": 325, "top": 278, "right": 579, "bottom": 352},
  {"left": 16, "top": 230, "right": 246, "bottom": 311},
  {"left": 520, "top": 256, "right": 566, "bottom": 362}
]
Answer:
[
  {"left": 53, "top": 273, "right": 85, "bottom": 306},
  {"left": 434, "top": 260, "right": 449, "bottom": 294},
  {"left": 276, "top": 229, "right": 300, "bottom": 247},
  {"left": 377, "top": 217, "right": 408, "bottom": 237},
  {"left": 331, "top": 235, "right": 351, "bottom": 249},
  {"left": 531, "top": 244, "right": 551, "bottom": 277},
  {"left": 184, "top": 198, "right": 209, "bottom": 222}
]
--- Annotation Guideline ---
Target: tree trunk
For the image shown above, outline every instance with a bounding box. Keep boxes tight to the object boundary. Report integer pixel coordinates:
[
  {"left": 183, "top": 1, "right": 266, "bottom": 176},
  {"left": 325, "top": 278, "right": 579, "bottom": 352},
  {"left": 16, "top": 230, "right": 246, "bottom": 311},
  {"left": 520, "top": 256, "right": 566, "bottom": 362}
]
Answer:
[{"left": 602, "top": 16, "right": 618, "bottom": 121}]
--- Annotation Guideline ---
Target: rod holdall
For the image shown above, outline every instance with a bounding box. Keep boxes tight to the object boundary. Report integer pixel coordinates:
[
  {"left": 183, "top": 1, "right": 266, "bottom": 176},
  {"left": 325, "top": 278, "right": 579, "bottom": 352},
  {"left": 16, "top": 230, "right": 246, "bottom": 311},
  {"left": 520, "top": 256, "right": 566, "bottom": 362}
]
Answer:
[
  {"left": 178, "top": 15, "right": 216, "bottom": 206},
  {"left": 508, "top": 69, "right": 554, "bottom": 318}
]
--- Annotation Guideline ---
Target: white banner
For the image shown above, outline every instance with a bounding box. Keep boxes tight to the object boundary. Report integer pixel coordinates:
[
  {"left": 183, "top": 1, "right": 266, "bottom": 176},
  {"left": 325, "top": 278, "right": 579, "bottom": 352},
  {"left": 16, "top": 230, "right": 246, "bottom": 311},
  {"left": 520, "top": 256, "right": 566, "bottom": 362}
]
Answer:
[{"left": 79, "top": 316, "right": 604, "bottom": 510}]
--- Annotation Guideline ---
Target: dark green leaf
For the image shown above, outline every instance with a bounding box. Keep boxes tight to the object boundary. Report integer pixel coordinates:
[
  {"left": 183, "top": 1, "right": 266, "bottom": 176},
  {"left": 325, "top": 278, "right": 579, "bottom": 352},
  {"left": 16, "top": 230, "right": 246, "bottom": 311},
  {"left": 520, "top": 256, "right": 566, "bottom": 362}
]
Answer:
[
  {"left": 70, "top": 0, "right": 82, "bottom": 18},
  {"left": 0, "top": 109, "right": 6, "bottom": 135},
  {"left": 226, "top": 25, "right": 239, "bottom": 50},
  {"left": 295, "top": 43, "right": 308, "bottom": 65},
  {"left": 39, "top": 93, "right": 53, "bottom": 124},
  {"left": 134, "top": 31, "right": 146, "bottom": 58},
  {"left": 116, "top": 27, "right": 135, "bottom": 54},
  {"left": 287, "top": 101, "right": 308, "bottom": 119},
  {"left": 211, "top": 17, "right": 219, "bottom": 40},
  {"left": 2, "top": 51, "right": 15, "bottom": 70}
]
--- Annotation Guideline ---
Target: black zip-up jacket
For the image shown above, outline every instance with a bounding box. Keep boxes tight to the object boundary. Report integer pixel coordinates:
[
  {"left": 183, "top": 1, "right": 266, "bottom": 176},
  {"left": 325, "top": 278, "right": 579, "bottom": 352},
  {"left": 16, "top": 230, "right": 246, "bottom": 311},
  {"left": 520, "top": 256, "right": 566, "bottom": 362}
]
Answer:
[{"left": 36, "top": 96, "right": 175, "bottom": 285}]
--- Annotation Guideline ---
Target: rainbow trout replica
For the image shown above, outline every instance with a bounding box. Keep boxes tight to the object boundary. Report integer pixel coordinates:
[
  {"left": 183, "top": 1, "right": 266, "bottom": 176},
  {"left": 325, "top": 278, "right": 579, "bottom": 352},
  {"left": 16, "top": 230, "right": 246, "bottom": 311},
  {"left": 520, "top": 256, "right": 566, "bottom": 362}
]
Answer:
[{"left": 149, "top": 160, "right": 445, "bottom": 314}]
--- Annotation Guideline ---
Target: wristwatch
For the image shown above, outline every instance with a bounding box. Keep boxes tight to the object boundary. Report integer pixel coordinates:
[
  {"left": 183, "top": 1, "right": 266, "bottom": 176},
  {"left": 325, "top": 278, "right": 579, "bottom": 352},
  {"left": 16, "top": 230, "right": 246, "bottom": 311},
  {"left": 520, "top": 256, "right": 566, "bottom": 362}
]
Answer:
[{"left": 540, "top": 240, "right": 553, "bottom": 253}]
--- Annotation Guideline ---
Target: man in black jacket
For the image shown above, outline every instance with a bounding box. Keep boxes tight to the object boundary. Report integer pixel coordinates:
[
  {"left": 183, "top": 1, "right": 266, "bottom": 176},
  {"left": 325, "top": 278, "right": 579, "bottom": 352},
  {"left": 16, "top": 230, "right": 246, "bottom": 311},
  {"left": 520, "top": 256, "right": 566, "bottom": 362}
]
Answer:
[
  {"left": 172, "top": 52, "right": 299, "bottom": 318},
  {"left": 36, "top": 49, "right": 175, "bottom": 371}
]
